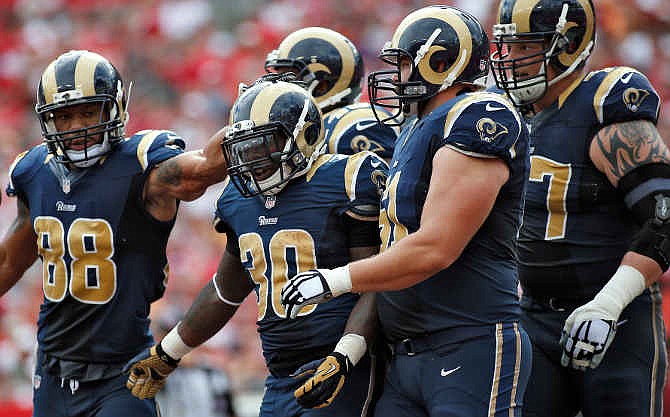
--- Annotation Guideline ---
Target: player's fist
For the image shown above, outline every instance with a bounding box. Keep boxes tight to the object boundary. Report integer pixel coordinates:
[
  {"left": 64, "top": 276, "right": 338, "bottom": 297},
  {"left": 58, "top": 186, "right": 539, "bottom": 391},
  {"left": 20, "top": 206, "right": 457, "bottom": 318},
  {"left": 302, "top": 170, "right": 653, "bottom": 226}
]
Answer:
[
  {"left": 281, "top": 269, "right": 334, "bottom": 319},
  {"left": 124, "top": 343, "right": 180, "bottom": 399},
  {"left": 559, "top": 300, "right": 617, "bottom": 370},
  {"left": 293, "top": 352, "right": 352, "bottom": 408}
]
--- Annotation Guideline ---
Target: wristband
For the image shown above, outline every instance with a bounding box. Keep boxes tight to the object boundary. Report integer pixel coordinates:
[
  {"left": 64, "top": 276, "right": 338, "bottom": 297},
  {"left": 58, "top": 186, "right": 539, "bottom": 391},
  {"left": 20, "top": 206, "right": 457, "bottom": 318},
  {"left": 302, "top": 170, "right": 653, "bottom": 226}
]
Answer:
[
  {"left": 334, "top": 333, "right": 367, "bottom": 367},
  {"left": 325, "top": 265, "right": 353, "bottom": 297},
  {"left": 593, "top": 265, "right": 646, "bottom": 318},
  {"left": 160, "top": 324, "right": 194, "bottom": 360}
]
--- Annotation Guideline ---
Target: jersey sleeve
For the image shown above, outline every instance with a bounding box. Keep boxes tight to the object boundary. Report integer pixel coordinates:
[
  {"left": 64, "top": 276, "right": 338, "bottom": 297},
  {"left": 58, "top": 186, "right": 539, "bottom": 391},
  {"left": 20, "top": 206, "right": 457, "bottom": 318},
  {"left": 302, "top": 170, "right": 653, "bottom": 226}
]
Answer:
[
  {"left": 212, "top": 179, "right": 241, "bottom": 255},
  {"left": 131, "top": 130, "right": 186, "bottom": 172},
  {"left": 343, "top": 151, "right": 388, "bottom": 221},
  {"left": 441, "top": 93, "right": 523, "bottom": 167},
  {"left": 324, "top": 104, "right": 398, "bottom": 160},
  {"left": 213, "top": 178, "right": 234, "bottom": 233},
  {"left": 592, "top": 67, "right": 660, "bottom": 126},
  {"left": 6, "top": 147, "right": 40, "bottom": 202}
]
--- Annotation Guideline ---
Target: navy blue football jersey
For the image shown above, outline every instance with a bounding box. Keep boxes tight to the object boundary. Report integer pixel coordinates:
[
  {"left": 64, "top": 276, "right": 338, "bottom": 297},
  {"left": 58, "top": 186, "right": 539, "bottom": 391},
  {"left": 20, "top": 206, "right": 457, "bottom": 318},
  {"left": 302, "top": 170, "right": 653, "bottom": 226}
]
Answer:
[
  {"left": 518, "top": 66, "right": 661, "bottom": 297},
  {"left": 375, "top": 92, "right": 529, "bottom": 342},
  {"left": 213, "top": 152, "right": 387, "bottom": 365},
  {"left": 323, "top": 103, "right": 399, "bottom": 160},
  {"left": 6, "top": 130, "right": 185, "bottom": 364}
]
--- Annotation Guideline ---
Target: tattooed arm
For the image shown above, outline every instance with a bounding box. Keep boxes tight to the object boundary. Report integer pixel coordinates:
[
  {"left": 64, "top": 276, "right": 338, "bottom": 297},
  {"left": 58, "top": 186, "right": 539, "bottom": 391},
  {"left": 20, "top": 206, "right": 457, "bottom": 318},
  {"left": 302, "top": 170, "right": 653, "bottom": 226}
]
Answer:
[
  {"left": 589, "top": 119, "right": 670, "bottom": 187},
  {"left": 0, "top": 199, "right": 38, "bottom": 296},
  {"left": 144, "top": 127, "right": 230, "bottom": 221},
  {"left": 557, "top": 120, "right": 670, "bottom": 371},
  {"left": 589, "top": 119, "right": 670, "bottom": 285}
]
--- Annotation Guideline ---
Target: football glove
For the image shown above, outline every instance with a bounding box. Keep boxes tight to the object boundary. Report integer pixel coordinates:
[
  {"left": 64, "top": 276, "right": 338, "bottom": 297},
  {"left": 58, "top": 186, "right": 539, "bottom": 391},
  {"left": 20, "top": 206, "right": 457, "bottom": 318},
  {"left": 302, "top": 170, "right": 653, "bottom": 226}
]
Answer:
[
  {"left": 281, "top": 266, "right": 352, "bottom": 319},
  {"left": 293, "top": 352, "right": 352, "bottom": 409},
  {"left": 559, "top": 265, "right": 645, "bottom": 370},
  {"left": 559, "top": 300, "right": 618, "bottom": 370},
  {"left": 124, "top": 343, "right": 180, "bottom": 399}
]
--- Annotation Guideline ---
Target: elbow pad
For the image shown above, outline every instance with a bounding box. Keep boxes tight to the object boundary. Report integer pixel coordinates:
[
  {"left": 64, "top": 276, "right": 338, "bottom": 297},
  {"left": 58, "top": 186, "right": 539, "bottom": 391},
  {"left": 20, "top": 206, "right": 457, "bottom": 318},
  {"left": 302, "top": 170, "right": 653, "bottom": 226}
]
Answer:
[
  {"left": 619, "top": 163, "right": 670, "bottom": 270},
  {"left": 629, "top": 218, "right": 670, "bottom": 271}
]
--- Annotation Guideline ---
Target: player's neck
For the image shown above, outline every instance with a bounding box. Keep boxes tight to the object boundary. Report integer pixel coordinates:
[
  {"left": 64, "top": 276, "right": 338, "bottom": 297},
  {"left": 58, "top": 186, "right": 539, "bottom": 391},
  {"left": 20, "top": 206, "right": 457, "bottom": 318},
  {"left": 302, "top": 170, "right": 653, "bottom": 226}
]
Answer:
[{"left": 533, "top": 70, "right": 584, "bottom": 113}]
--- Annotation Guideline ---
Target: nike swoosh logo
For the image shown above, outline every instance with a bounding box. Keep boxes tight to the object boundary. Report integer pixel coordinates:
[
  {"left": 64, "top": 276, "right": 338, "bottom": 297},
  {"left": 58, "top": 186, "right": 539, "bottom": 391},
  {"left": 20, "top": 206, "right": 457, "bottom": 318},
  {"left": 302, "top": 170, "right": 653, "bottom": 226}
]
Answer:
[
  {"left": 371, "top": 160, "right": 382, "bottom": 168},
  {"left": 621, "top": 72, "right": 634, "bottom": 84},
  {"left": 440, "top": 366, "right": 461, "bottom": 377},
  {"left": 486, "top": 103, "right": 506, "bottom": 112},
  {"left": 356, "top": 121, "right": 378, "bottom": 131},
  {"left": 322, "top": 363, "right": 337, "bottom": 376}
]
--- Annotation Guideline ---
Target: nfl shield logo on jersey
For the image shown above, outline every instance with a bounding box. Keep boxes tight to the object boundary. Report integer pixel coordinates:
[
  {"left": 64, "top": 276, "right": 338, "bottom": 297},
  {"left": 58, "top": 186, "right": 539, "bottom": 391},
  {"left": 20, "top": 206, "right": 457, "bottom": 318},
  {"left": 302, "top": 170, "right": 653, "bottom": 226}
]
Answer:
[
  {"left": 265, "top": 196, "right": 277, "bottom": 209},
  {"left": 33, "top": 374, "right": 41, "bottom": 390}
]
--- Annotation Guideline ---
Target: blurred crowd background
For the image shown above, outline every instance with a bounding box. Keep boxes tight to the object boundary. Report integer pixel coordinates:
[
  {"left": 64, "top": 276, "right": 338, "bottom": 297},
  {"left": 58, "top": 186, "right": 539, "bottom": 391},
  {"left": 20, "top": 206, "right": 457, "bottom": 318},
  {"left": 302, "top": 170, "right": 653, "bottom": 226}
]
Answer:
[{"left": 0, "top": 0, "right": 669, "bottom": 416}]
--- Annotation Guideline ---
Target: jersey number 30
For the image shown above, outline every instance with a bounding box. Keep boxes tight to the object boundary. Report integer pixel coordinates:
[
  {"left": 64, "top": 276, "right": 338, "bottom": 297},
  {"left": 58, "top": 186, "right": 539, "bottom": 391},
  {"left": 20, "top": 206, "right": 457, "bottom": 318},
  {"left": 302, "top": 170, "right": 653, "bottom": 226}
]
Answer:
[
  {"left": 239, "top": 230, "right": 318, "bottom": 320},
  {"left": 34, "top": 217, "right": 117, "bottom": 304}
]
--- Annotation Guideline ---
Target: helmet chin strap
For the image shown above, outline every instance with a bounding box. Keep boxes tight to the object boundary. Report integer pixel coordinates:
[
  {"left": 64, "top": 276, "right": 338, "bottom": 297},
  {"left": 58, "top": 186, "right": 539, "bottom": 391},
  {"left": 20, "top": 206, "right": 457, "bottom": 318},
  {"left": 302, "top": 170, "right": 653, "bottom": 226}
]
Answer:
[
  {"left": 547, "top": 40, "right": 594, "bottom": 87},
  {"left": 438, "top": 49, "right": 468, "bottom": 93}
]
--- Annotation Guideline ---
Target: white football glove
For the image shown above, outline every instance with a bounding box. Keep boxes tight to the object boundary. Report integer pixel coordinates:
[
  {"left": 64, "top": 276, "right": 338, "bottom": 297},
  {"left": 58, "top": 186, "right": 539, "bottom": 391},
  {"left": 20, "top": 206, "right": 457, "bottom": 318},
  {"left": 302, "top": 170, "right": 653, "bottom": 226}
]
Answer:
[
  {"left": 559, "top": 301, "right": 617, "bottom": 370},
  {"left": 559, "top": 265, "right": 645, "bottom": 370},
  {"left": 281, "top": 266, "right": 352, "bottom": 319}
]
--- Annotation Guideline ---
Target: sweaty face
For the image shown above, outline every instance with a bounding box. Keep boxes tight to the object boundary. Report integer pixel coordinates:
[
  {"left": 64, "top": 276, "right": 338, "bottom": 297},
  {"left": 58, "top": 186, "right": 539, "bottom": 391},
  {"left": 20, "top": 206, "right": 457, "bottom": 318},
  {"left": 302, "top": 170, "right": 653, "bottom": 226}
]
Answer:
[{"left": 51, "top": 102, "right": 108, "bottom": 149}]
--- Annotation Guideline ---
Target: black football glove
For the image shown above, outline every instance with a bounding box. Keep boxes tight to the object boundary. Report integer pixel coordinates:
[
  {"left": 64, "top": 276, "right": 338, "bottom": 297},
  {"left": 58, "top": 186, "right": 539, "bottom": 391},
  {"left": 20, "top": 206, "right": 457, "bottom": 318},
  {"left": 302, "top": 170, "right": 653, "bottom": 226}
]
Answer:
[
  {"left": 292, "top": 352, "right": 352, "bottom": 409},
  {"left": 124, "top": 342, "right": 180, "bottom": 399}
]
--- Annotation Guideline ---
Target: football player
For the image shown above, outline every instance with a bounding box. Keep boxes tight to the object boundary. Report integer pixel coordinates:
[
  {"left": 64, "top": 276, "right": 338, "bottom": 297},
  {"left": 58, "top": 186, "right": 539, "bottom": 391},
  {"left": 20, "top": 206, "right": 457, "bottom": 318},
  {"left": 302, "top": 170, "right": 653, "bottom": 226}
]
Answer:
[
  {"left": 265, "top": 26, "right": 399, "bottom": 162},
  {"left": 280, "top": 6, "right": 532, "bottom": 417},
  {"left": 124, "top": 76, "right": 388, "bottom": 417},
  {"left": 490, "top": 1, "right": 667, "bottom": 416},
  {"left": 0, "top": 50, "right": 231, "bottom": 416}
]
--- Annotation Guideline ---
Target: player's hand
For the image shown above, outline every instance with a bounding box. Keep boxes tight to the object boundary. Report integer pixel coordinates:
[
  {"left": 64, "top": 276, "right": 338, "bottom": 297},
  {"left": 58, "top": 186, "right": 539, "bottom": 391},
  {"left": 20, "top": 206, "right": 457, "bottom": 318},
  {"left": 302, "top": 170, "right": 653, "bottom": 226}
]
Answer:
[
  {"left": 292, "top": 352, "right": 352, "bottom": 409},
  {"left": 281, "top": 269, "right": 334, "bottom": 319},
  {"left": 559, "top": 299, "right": 618, "bottom": 370},
  {"left": 124, "top": 343, "right": 180, "bottom": 399}
]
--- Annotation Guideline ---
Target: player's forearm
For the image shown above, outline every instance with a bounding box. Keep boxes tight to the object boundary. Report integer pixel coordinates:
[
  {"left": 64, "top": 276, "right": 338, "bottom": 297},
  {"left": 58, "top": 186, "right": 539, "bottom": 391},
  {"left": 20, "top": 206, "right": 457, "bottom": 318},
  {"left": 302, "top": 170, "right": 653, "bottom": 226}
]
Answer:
[
  {"left": 349, "top": 231, "right": 456, "bottom": 293},
  {"left": 0, "top": 210, "right": 37, "bottom": 296},
  {"left": 343, "top": 292, "right": 378, "bottom": 343},
  {"left": 584, "top": 252, "right": 658, "bottom": 321},
  {"left": 160, "top": 152, "right": 224, "bottom": 202},
  {"left": 177, "top": 280, "right": 238, "bottom": 348},
  {"left": 620, "top": 251, "right": 663, "bottom": 287},
  {"left": 179, "top": 127, "right": 229, "bottom": 198},
  {"left": 151, "top": 128, "right": 228, "bottom": 202},
  {"left": 0, "top": 266, "right": 25, "bottom": 297}
]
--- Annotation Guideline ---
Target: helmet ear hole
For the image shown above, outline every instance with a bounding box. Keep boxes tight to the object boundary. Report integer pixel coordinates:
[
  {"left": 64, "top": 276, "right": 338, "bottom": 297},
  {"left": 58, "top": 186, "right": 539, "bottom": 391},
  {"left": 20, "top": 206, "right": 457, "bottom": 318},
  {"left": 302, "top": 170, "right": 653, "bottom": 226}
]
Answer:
[
  {"left": 304, "top": 123, "right": 320, "bottom": 145},
  {"left": 564, "top": 27, "right": 584, "bottom": 54},
  {"left": 429, "top": 51, "right": 452, "bottom": 73}
]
